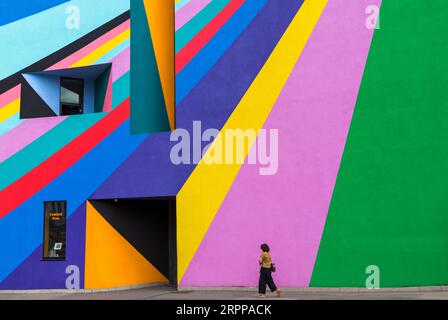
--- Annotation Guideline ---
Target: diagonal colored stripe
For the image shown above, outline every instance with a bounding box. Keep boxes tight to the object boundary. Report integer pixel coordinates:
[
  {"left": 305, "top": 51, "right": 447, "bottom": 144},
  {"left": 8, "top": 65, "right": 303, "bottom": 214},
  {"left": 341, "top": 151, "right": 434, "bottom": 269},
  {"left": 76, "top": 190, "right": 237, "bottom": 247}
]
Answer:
[
  {"left": 176, "top": 0, "right": 244, "bottom": 74},
  {"left": 0, "top": 99, "right": 130, "bottom": 218},
  {"left": 93, "top": 40, "right": 130, "bottom": 65},
  {"left": 0, "top": 20, "right": 130, "bottom": 112},
  {"left": 175, "top": 0, "right": 191, "bottom": 11},
  {"left": 0, "top": 11, "right": 129, "bottom": 95},
  {"left": 0, "top": 58, "right": 130, "bottom": 161},
  {"left": 92, "top": 0, "right": 304, "bottom": 201},
  {"left": 0, "top": 2, "right": 129, "bottom": 83},
  {"left": 177, "top": 0, "right": 328, "bottom": 282},
  {"left": 0, "top": 114, "right": 104, "bottom": 190},
  {"left": 175, "top": 0, "right": 231, "bottom": 53},
  {"left": 0, "top": 114, "right": 23, "bottom": 137},
  {"left": 49, "top": 20, "right": 130, "bottom": 71},
  {"left": 181, "top": 0, "right": 381, "bottom": 287},
  {"left": 0, "top": 117, "right": 66, "bottom": 163},
  {"left": 0, "top": 99, "right": 20, "bottom": 123},
  {"left": 111, "top": 47, "right": 130, "bottom": 82},
  {"left": 0, "top": 86, "right": 21, "bottom": 110},
  {"left": 0, "top": 0, "right": 70, "bottom": 27},
  {"left": 0, "top": 120, "right": 146, "bottom": 283},
  {"left": 0, "top": 70, "right": 129, "bottom": 187},
  {"left": 175, "top": 0, "right": 211, "bottom": 31},
  {"left": 72, "top": 28, "right": 130, "bottom": 68},
  {"left": 176, "top": 0, "right": 267, "bottom": 104}
]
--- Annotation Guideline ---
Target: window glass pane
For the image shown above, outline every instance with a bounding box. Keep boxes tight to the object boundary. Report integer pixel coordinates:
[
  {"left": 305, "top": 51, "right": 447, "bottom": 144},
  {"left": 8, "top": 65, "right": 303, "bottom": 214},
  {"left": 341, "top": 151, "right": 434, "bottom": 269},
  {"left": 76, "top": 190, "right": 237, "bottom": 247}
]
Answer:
[
  {"left": 43, "top": 201, "right": 67, "bottom": 260},
  {"left": 60, "top": 78, "right": 84, "bottom": 116},
  {"left": 61, "top": 87, "right": 80, "bottom": 104}
]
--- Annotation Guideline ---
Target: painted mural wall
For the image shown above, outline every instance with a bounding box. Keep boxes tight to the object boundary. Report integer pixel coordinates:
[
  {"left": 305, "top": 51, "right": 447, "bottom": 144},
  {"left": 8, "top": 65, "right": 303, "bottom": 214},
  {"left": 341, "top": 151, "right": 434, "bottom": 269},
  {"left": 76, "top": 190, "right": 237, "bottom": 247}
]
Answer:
[{"left": 1, "top": 0, "right": 448, "bottom": 290}]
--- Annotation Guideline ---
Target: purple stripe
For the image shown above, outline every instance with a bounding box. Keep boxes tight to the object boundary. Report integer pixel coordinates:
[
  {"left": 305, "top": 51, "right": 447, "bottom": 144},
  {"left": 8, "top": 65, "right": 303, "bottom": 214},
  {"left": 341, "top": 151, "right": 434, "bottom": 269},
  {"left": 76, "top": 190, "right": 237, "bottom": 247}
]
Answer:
[
  {"left": 180, "top": 0, "right": 381, "bottom": 286},
  {"left": 0, "top": 116, "right": 66, "bottom": 163},
  {"left": 0, "top": 203, "right": 86, "bottom": 290},
  {"left": 175, "top": 0, "right": 212, "bottom": 31},
  {"left": 111, "top": 46, "right": 130, "bottom": 82},
  {"left": 91, "top": 0, "right": 303, "bottom": 200}
]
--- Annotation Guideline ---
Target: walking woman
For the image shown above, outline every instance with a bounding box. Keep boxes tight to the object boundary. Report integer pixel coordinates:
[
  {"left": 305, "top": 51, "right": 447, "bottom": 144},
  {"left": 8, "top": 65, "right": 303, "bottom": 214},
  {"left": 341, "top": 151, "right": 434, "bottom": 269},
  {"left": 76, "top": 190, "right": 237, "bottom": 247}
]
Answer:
[{"left": 258, "top": 243, "right": 281, "bottom": 298}]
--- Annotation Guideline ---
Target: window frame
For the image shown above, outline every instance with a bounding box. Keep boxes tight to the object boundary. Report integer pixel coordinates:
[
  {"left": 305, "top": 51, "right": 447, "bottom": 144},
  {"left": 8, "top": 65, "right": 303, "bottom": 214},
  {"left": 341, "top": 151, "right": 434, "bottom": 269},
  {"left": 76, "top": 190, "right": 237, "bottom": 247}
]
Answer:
[
  {"left": 59, "top": 77, "right": 85, "bottom": 116},
  {"left": 42, "top": 200, "right": 67, "bottom": 262}
]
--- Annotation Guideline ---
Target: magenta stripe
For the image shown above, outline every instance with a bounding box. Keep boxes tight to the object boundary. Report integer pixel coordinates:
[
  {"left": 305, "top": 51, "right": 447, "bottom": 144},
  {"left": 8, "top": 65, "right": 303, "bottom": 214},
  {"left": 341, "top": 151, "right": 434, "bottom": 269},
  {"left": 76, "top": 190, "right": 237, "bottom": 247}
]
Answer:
[
  {"left": 0, "top": 116, "right": 67, "bottom": 163},
  {"left": 0, "top": 29, "right": 131, "bottom": 161},
  {"left": 48, "top": 20, "right": 130, "bottom": 71},
  {"left": 180, "top": 0, "right": 381, "bottom": 287},
  {"left": 110, "top": 46, "right": 130, "bottom": 82},
  {"left": 0, "top": 48, "right": 130, "bottom": 161},
  {"left": 0, "top": 20, "right": 130, "bottom": 110},
  {"left": 175, "top": 0, "right": 212, "bottom": 31}
]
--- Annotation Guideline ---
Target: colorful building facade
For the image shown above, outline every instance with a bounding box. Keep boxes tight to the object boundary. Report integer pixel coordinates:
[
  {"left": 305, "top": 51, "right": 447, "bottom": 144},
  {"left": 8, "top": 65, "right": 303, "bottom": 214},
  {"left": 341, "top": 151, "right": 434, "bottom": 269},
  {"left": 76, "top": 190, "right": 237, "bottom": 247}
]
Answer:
[{"left": 1, "top": 0, "right": 448, "bottom": 290}]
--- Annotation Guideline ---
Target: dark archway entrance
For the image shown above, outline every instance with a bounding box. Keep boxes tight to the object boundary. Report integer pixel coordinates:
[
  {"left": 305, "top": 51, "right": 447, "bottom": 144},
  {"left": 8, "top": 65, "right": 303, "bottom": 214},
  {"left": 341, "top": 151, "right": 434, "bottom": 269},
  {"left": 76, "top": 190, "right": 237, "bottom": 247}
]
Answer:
[{"left": 89, "top": 197, "right": 177, "bottom": 286}]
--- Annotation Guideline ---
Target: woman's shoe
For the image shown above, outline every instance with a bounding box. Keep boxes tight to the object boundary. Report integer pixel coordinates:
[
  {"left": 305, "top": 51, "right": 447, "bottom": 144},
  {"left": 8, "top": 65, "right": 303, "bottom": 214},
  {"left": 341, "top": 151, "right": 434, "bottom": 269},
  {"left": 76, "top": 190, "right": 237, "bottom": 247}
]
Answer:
[
  {"left": 276, "top": 290, "right": 281, "bottom": 297},
  {"left": 259, "top": 294, "right": 266, "bottom": 298}
]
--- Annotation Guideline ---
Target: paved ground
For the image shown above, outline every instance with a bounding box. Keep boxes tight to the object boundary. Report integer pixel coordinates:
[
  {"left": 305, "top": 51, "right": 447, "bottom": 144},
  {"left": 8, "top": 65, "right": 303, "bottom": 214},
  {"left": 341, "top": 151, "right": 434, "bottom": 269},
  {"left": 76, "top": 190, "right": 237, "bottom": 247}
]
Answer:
[{"left": 2, "top": 286, "right": 448, "bottom": 300}]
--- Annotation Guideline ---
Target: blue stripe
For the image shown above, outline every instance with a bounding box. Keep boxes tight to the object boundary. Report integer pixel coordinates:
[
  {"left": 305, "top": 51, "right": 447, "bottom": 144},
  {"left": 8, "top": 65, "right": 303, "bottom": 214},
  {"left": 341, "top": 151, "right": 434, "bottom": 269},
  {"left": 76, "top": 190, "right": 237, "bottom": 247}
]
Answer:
[
  {"left": 94, "top": 41, "right": 130, "bottom": 65},
  {"left": 175, "top": 0, "right": 190, "bottom": 12},
  {"left": 0, "top": 0, "right": 130, "bottom": 80},
  {"left": 0, "top": 0, "right": 70, "bottom": 27},
  {"left": 175, "top": 0, "right": 267, "bottom": 104},
  {"left": 0, "top": 114, "right": 23, "bottom": 137},
  {"left": 0, "top": 120, "right": 147, "bottom": 282}
]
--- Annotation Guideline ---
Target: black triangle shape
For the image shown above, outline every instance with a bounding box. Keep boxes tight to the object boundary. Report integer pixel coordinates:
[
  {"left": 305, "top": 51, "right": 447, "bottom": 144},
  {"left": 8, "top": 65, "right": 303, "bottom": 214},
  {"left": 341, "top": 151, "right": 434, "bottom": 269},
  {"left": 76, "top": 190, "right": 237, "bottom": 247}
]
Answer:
[
  {"left": 90, "top": 199, "right": 171, "bottom": 278},
  {"left": 20, "top": 76, "right": 57, "bottom": 119}
]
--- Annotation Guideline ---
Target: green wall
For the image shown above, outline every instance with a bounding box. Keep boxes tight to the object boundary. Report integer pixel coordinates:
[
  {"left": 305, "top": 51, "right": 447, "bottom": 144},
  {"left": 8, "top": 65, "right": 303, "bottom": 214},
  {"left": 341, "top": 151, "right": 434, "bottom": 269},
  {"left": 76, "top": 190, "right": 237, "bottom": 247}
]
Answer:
[{"left": 311, "top": 0, "right": 448, "bottom": 287}]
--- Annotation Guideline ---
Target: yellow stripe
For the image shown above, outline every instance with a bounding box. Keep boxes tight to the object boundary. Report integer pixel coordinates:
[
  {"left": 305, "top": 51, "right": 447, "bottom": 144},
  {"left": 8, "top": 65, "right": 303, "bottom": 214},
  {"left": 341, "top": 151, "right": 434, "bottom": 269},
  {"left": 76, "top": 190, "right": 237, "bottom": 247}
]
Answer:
[
  {"left": 71, "top": 28, "right": 130, "bottom": 68},
  {"left": 0, "top": 29, "right": 129, "bottom": 126},
  {"left": 176, "top": 0, "right": 328, "bottom": 282},
  {"left": 0, "top": 99, "right": 20, "bottom": 123}
]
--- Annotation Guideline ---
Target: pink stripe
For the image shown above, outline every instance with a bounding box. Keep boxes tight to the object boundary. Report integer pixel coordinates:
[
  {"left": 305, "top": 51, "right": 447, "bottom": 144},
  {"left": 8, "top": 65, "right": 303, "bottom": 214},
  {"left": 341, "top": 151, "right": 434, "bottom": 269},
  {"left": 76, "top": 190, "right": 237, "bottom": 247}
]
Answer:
[
  {"left": 103, "top": 71, "right": 113, "bottom": 112},
  {"left": 0, "top": 25, "right": 131, "bottom": 157},
  {"left": 0, "top": 20, "right": 130, "bottom": 109},
  {"left": 0, "top": 85, "right": 21, "bottom": 109},
  {"left": 180, "top": 0, "right": 381, "bottom": 287},
  {"left": 0, "top": 116, "right": 66, "bottom": 163},
  {"left": 176, "top": 0, "right": 211, "bottom": 31},
  {"left": 110, "top": 46, "right": 130, "bottom": 82},
  {"left": 0, "top": 51, "right": 130, "bottom": 161},
  {"left": 48, "top": 20, "right": 130, "bottom": 70}
]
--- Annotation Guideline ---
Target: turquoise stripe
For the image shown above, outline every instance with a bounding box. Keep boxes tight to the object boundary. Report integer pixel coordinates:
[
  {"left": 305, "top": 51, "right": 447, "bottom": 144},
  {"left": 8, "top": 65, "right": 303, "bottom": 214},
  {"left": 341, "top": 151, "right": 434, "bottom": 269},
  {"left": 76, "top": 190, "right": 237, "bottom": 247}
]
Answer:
[
  {"left": 0, "top": 0, "right": 130, "bottom": 79},
  {"left": 0, "top": 70, "right": 131, "bottom": 189},
  {"left": 175, "top": 0, "right": 231, "bottom": 53},
  {"left": 0, "top": 114, "right": 23, "bottom": 137},
  {"left": 175, "top": 0, "right": 190, "bottom": 12},
  {"left": 94, "top": 41, "right": 130, "bottom": 65},
  {"left": 112, "top": 71, "right": 130, "bottom": 109},
  {"left": 0, "top": 120, "right": 147, "bottom": 283},
  {"left": 0, "top": 113, "right": 105, "bottom": 190},
  {"left": 176, "top": 0, "right": 267, "bottom": 103}
]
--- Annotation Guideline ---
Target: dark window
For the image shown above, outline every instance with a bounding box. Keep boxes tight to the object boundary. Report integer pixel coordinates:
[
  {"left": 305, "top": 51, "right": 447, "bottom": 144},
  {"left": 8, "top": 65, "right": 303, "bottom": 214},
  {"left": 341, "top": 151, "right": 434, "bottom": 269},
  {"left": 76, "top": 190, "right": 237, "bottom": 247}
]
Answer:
[
  {"left": 60, "top": 78, "right": 84, "bottom": 115},
  {"left": 43, "top": 201, "right": 67, "bottom": 260}
]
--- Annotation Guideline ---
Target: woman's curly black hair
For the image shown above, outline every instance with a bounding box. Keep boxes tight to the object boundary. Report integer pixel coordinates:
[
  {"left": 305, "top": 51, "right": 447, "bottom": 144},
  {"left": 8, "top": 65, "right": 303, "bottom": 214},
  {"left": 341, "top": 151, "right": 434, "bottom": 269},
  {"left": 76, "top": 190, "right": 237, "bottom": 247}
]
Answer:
[{"left": 260, "top": 243, "right": 270, "bottom": 252}]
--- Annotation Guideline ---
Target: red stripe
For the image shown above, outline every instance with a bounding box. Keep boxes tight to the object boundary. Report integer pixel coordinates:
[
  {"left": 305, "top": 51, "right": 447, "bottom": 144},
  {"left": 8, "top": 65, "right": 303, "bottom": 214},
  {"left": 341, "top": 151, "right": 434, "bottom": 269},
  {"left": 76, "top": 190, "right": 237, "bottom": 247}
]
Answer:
[
  {"left": 0, "top": 99, "right": 130, "bottom": 218},
  {"left": 175, "top": 0, "right": 245, "bottom": 74}
]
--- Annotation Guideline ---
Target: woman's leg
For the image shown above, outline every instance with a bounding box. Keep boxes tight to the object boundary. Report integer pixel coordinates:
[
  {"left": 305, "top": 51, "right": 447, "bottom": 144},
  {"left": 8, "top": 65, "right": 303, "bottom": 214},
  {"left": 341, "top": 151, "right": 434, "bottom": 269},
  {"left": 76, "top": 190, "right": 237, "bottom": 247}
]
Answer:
[
  {"left": 258, "top": 269, "right": 267, "bottom": 295},
  {"left": 266, "top": 270, "right": 278, "bottom": 293}
]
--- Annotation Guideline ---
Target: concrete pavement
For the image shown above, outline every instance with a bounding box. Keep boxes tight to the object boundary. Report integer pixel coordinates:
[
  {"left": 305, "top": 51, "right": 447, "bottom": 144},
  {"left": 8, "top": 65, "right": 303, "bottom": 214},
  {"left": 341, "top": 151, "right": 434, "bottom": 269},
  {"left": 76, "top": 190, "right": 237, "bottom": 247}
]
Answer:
[{"left": 3, "top": 285, "right": 448, "bottom": 300}]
